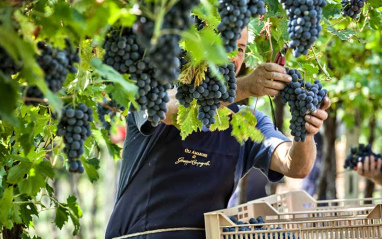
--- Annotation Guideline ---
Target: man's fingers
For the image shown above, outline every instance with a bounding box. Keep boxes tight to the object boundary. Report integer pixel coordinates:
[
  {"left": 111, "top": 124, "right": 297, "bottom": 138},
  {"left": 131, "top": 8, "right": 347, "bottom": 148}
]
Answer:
[
  {"left": 310, "top": 109, "right": 328, "bottom": 121},
  {"left": 369, "top": 156, "right": 376, "bottom": 176},
  {"left": 263, "top": 63, "right": 287, "bottom": 73},
  {"left": 304, "top": 115, "right": 323, "bottom": 128},
  {"left": 264, "top": 88, "right": 280, "bottom": 97},
  {"left": 364, "top": 156, "right": 370, "bottom": 174},
  {"left": 320, "top": 97, "right": 331, "bottom": 110},
  {"left": 377, "top": 159, "right": 382, "bottom": 174},
  {"left": 357, "top": 162, "right": 364, "bottom": 176},
  {"left": 263, "top": 79, "right": 287, "bottom": 90},
  {"left": 305, "top": 122, "right": 319, "bottom": 135},
  {"left": 264, "top": 71, "right": 292, "bottom": 83}
]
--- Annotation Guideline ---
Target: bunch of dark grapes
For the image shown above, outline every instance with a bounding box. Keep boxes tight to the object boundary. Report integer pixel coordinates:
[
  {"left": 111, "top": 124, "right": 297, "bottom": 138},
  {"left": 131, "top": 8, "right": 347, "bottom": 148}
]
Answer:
[
  {"left": 134, "top": 0, "right": 199, "bottom": 85},
  {"left": 281, "top": 68, "right": 327, "bottom": 142},
  {"left": 217, "top": 0, "right": 265, "bottom": 53},
  {"left": 341, "top": 0, "right": 366, "bottom": 19},
  {"left": 248, "top": 0, "right": 267, "bottom": 18},
  {"left": 0, "top": 47, "right": 22, "bottom": 75},
  {"left": 280, "top": 0, "right": 327, "bottom": 57},
  {"left": 176, "top": 64, "right": 237, "bottom": 127},
  {"left": 56, "top": 103, "right": 93, "bottom": 174},
  {"left": 103, "top": 27, "right": 171, "bottom": 127},
  {"left": 344, "top": 144, "right": 382, "bottom": 171},
  {"left": 103, "top": 28, "right": 144, "bottom": 74},
  {"left": 25, "top": 40, "right": 80, "bottom": 105},
  {"left": 97, "top": 98, "right": 125, "bottom": 132},
  {"left": 224, "top": 216, "right": 295, "bottom": 239}
]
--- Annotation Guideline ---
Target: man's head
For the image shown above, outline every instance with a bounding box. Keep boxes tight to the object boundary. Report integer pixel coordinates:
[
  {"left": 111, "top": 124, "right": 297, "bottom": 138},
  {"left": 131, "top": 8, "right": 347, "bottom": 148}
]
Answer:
[{"left": 232, "top": 27, "right": 248, "bottom": 75}]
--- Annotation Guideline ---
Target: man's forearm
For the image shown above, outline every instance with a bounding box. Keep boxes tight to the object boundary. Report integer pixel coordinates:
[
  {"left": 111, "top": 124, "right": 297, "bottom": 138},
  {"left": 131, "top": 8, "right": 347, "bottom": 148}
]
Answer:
[
  {"left": 287, "top": 136, "right": 317, "bottom": 178},
  {"left": 272, "top": 136, "right": 317, "bottom": 178}
]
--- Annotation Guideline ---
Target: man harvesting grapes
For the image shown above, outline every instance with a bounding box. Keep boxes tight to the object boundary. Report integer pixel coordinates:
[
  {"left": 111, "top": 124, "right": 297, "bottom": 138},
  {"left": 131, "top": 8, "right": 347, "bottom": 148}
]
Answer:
[{"left": 105, "top": 27, "right": 331, "bottom": 239}]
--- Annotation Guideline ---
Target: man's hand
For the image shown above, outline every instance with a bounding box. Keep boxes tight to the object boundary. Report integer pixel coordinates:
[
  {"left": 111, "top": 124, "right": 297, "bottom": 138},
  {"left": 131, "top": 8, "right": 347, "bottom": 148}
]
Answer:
[
  {"left": 304, "top": 97, "right": 331, "bottom": 135},
  {"left": 237, "top": 63, "right": 292, "bottom": 98},
  {"left": 357, "top": 156, "right": 382, "bottom": 185}
]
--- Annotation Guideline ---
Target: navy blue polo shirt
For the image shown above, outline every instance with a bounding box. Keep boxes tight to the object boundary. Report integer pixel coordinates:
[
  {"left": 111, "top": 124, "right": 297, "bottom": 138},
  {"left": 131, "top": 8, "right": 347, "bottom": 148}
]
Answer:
[{"left": 105, "top": 104, "right": 290, "bottom": 239}]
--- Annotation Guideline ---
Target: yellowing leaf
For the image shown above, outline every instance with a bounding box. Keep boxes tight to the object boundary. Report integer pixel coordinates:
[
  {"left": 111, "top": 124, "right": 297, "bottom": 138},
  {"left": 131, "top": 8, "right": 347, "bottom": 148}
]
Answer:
[
  {"left": 179, "top": 62, "right": 196, "bottom": 84},
  {"left": 194, "top": 62, "right": 208, "bottom": 87}
]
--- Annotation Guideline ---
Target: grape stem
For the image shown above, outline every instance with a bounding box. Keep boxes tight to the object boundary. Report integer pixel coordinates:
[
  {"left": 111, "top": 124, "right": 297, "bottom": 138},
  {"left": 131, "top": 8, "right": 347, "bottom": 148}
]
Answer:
[
  {"left": 98, "top": 101, "right": 120, "bottom": 113},
  {"left": 311, "top": 47, "right": 332, "bottom": 81},
  {"left": 330, "top": 18, "right": 346, "bottom": 27},
  {"left": 22, "top": 96, "right": 48, "bottom": 103}
]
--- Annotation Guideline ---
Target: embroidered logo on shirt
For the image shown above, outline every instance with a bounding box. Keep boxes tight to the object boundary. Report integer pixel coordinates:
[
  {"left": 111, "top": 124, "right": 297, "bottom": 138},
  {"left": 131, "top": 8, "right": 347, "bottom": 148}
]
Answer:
[{"left": 174, "top": 148, "right": 210, "bottom": 167}]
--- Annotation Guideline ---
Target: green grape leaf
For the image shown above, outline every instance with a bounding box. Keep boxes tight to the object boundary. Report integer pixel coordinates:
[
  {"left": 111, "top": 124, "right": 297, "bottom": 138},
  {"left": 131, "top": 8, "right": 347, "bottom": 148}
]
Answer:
[
  {"left": 87, "top": 158, "right": 100, "bottom": 170},
  {"left": 192, "top": 1, "right": 220, "bottom": 26},
  {"left": 230, "top": 107, "right": 264, "bottom": 144},
  {"left": 297, "top": 63, "right": 319, "bottom": 80},
  {"left": 98, "top": 129, "right": 122, "bottom": 159},
  {"left": 20, "top": 203, "right": 38, "bottom": 226},
  {"left": 18, "top": 174, "right": 46, "bottom": 196},
  {"left": 67, "top": 196, "right": 82, "bottom": 236},
  {"left": 81, "top": 158, "right": 99, "bottom": 183},
  {"left": 177, "top": 100, "right": 202, "bottom": 140},
  {"left": 36, "top": 161, "right": 55, "bottom": 180},
  {"left": 0, "top": 73, "right": 18, "bottom": 124},
  {"left": 91, "top": 57, "right": 138, "bottom": 109},
  {"left": 324, "top": 18, "right": 356, "bottom": 40},
  {"left": 369, "top": 9, "right": 382, "bottom": 30},
  {"left": 18, "top": 121, "right": 36, "bottom": 156},
  {"left": 55, "top": 205, "right": 69, "bottom": 229},
  {"left": 7, "top": 161, "right": 33, "bottom": 184},
  {"left": 265, "top": 0, "right": 279, "bottom": 14},
  {"left": 0, "top": 187, "right": 13, "bottom": 228},
  {"left": 12, "top": 201, "right": 22, "bottom": 224},
  {"left": 183, "top": 25, "right": 227, "bottom": 66},
  {"left": 278, "top": 17, "right": 290, "bottom": 42},
  {"left": 209, "top": 107, "right": 232, "bottom": 131},
  {"left": 323, "top": 3, "right": 342, "bottom": 19},
  {"left": 0, "top": 167, "right": 6, "bottom": 192},
  {"left": 249, "top": 18, "right": 265, "bottom": 37},
  {"left": 368, "top": 0, "right": 382, "bottom": 8}
]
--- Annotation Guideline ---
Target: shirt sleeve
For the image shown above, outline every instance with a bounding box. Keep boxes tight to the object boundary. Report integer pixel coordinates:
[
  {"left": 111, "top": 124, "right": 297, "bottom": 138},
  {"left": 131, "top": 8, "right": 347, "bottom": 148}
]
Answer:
[
  {"left": 128, "top": 110, "right": 157, "bottom": 136},
  {"left": 242, "top": 107, "right": 291, "bottom": 182}
]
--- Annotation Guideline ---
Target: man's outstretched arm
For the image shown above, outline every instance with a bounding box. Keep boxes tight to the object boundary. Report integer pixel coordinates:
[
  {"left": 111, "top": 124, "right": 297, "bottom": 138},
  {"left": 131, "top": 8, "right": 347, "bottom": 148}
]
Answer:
[{"left": 269, "top": 97, "right": 331, "bottom": 178}]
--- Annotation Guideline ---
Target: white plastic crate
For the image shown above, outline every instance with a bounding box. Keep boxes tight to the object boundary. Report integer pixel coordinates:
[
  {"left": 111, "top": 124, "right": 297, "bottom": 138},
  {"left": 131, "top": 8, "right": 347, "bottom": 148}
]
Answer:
[{"left": 204, "top": 202, "right": 382, "bottom": 239}]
